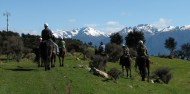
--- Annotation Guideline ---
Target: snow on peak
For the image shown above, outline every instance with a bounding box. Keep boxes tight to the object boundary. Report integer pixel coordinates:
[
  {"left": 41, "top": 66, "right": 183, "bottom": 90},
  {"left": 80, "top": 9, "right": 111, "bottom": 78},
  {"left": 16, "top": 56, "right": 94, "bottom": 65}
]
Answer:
[
  {"left": 134, "top": 24, "right": 157, "bottom": 33},
  {"left": 162, "top": 26, "right": 176, "bottom": 32},
  {"left": 180, "top": 25, "right": 190, "bottom": 30},
  {"left": 80, "top": 27, "right": 107, "bottom": 37}
]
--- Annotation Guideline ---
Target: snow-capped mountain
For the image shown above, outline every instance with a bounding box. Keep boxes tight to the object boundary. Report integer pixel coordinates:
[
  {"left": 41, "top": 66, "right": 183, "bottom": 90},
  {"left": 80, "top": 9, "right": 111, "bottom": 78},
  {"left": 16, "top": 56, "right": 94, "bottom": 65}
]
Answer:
[
  {"left": 118, "top": 24, "right": 190, "bottom": 55},
  {"left": 53, "top": 27, "right": 109, "bottom": 45},
  {"left": 53, "top": 24, "right": 190, "bottom": 55}
]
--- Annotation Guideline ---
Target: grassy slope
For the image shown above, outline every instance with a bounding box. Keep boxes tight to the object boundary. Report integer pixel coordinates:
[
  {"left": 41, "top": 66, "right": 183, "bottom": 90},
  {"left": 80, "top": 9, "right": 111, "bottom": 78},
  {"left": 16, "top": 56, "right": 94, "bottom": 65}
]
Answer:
[{"left": 0, "top": 55, "right": 190, "bottom": 94}]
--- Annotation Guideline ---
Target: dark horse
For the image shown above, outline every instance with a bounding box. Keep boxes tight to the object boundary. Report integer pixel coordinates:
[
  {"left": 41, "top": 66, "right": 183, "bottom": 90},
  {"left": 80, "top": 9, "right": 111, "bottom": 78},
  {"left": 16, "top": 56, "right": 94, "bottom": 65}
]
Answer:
[
  {"left": 40, "top": 40, "right": 54, "bottom": 71},
  {"left": 33, "top": 47, "right": 44, "bottom": 67},
  {"left": 58, "top": 47, "right": 66, "bottom": 67},
  {"left": 120, "top": 55, "right": 131, "bottom": 78},
  {"left": 135, "top": 56, "right": 150, "bottom": 81}
]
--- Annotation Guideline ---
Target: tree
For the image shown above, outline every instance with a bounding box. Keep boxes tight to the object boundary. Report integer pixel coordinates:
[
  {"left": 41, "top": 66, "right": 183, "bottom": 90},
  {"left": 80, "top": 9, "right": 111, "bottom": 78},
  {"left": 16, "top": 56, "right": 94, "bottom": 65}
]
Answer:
[
  {"left": 0, "top": 34, "right": 2, "bottom": 54},
  {"left": 164, "top": 37, "right": 177, "bottom": 55},
  {"left": 110, "top": 32, "right": 123, "bottom": 45},
  {"left": 65, "top": 38, "right": 84, "bottom": 52},
  {"left": 105, "top": 43, "right": 123, "bottom": 62},
  {"left": 125, "top": 29, "right": 145, "bottom": 48},
  {"left": 181, "top": 43, "right": 190, "bottom": 59},
  {"left": 21, "top": 33, "right": 40, "bottom": 49},
  {"left": 88, "top": 42, "right": 93, "bottom": 46}
]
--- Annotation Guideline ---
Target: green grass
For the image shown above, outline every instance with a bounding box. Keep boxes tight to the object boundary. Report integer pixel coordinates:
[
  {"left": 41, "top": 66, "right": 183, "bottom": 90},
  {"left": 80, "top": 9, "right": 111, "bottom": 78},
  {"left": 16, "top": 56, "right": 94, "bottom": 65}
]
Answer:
[{"left": 0, "top": 55, "right": 190, "bottom": 94}]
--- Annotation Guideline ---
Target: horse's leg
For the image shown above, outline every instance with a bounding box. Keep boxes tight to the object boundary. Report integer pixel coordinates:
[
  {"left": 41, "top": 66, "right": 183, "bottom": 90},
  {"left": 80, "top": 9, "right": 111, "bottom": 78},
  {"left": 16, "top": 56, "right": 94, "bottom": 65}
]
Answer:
[
  {"left": 122, "top": 65, "right": 124, "bottom": 76},
  {"left": 141, "top": 58, "right": 147, "bottom": 81},
  {"left": 147, "top": 61, "right": 150, "bottom": 82},
  {"left": 62, "top": 55, "right": 64, "bottom": 67},
  {"left": 103, "top": 56, "right": 107, "bottom": 71},
  {"left": 59, "top": 55, "right": 61, "bottom": 67},
  {"left": 50, "top": 55, "right": 53, "bottom": 67},
  {"left": 129, "top": 67, "right": 132, "bottom": 77},
  {"left": 51, "top": 53, "right": 55, "bottom": 68},
  {"left": 53, "top": 54, "right": 56, "bottom": 67},
  {"left": 126, "top": 66, "right": 129, "bottom": 78}
]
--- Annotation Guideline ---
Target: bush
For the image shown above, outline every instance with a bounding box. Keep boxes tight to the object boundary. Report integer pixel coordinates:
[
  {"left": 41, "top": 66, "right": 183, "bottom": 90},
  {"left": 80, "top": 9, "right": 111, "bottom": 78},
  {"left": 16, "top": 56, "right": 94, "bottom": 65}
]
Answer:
[
  {"left": 107, "top": 68, "right": 121, "bottom": 81},
  {"left": 105, "top": 43, "right": 123, "bottom": 62},
  {"left": 151, "top": 67, "right": 173, "bottom": 84},
  {"left": 89, "top": 55, "right": 107, "bottom": 71}
]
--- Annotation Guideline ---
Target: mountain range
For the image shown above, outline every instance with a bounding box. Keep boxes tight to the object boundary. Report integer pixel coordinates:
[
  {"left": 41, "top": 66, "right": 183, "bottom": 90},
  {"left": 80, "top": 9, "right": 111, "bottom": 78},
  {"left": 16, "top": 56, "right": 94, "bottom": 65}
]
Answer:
[{"left": 52, "top": 24, "right": 190, "bottom": 55}]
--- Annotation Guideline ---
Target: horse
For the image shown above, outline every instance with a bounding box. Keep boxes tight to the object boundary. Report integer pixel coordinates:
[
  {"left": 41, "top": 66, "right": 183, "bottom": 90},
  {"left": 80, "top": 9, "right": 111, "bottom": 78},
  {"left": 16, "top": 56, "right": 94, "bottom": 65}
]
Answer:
[
  {"left": 33, "top": 47, "right": 44, "bottom": 67},
  {"left": 120, "top": 54, "right": 131, "bottom": 78},
  {"left": 40, "top": 40, "right": 54, "bottom": 71},
  {"left": 135, "top": 56, "right": 150, "bottom": 82},
  {"left": 58, "top": 47, "right": 66, "bottom": 67}
]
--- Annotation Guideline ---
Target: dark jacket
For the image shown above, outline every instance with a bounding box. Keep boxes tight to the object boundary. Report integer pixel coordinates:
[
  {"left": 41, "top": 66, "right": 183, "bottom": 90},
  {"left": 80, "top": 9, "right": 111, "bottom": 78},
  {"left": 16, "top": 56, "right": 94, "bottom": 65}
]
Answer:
[{"left": 41, "top": 28, "right": 52, "bottom": 41}]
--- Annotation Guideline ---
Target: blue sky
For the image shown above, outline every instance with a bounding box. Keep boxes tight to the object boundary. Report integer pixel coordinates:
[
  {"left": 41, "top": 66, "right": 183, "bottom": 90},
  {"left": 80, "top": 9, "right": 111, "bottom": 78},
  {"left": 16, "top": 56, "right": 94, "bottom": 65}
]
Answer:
[{"left": 0, "top": 0, "right": 190, "bottom": 34}]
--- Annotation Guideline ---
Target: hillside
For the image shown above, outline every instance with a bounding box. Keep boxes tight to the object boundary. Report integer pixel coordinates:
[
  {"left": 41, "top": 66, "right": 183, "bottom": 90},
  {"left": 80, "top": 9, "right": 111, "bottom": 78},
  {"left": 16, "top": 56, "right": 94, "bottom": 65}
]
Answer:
[{"left": 0, "top": 55, "right": 190, "bottom": 94}]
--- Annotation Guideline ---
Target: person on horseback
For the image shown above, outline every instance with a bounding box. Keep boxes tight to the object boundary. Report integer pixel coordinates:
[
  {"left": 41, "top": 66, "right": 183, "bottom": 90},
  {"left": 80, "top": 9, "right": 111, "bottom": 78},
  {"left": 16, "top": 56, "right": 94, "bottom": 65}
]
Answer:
[
  {"left": 58, "top": 38, "right": 66, "bottom": 67},
  {"left": 122, "top": 44, "right": 130, "bottom": 57},
  {"left": 120, "top": 44, "right": 131, "bottom": 77},
  {"left": 41, "top": 23, "right": 60, "bottom": 70},
  {"left": 137, "top": 40, "right": 148, "bottom": 58},
  {"left": 98, "top": 41, "right": 106, "bottom": 56},
  {"left": 58, "top": 38, "right": 66, "bottom": 55},
  {"left": 41, "top": 23, "right": 59, "bottom": 54},
  {"left": 136, "top": 40, "right": 149, "bottom": 81}
]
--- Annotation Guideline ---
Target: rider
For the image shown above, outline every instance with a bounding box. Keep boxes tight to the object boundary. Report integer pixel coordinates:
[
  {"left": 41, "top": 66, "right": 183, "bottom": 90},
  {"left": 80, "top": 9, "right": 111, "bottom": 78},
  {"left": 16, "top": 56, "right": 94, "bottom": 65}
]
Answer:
[
  {"left": 120, "top": 44, "right": 131, "bottom": 77},
  {"left": 136, "top": 40, "right": 148, "bottom": 81},
  {"left": 41, "top": 23, "right": 59, "bottom": 54},
  {"left": 120, "top": 44, "right": 131, "bottom": 65},
  {"left": 122, "top": 44, "right": 130, "bottom": 57},
  {"left": 58, "top": 38, "right": 66, "bottom": 55},
  {"left": 137, "top": 40, "right": 148, "bottom": 58},
  {"left": 98, "top": 41, "right": 105, "bottom": 55}
]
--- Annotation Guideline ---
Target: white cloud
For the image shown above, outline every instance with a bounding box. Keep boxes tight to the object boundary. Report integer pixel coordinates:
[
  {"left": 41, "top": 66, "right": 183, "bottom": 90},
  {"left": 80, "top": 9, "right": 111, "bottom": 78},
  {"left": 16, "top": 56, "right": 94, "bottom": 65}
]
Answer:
[
  {"left": 106, "top": 21, "right": 119, "bottom": 25},
  {"left": 84, "top": 24, "right": 99, "bottom": 28},
  {"left": 103, "top": 21, "right": 125, "bottom": 33},
  {"left": 68, "top": 19, "right": 76, "bottom": 23},
  {"left": 153, "top": 18, "right": 172, "bottom": 29}
]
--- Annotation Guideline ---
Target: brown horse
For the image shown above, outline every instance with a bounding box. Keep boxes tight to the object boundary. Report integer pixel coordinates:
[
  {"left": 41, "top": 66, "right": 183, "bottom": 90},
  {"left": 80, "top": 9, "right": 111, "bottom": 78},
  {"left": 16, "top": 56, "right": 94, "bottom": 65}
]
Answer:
[
  {"left": 135, "top": 56, "right": 150, "bottom": 82},
  {"left": 120, "top": 55, "right": 131, "bottom": 78},
  {"left": 40, "top": 40, "right": 54, "bottom": 71},
  {"left": 58, "top": 47, "right": 66, "bottom": 67}
]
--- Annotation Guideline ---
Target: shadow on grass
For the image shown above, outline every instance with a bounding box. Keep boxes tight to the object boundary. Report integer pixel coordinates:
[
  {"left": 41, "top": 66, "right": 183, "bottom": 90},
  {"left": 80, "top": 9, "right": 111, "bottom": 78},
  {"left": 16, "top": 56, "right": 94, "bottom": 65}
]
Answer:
[{"left": 5, "top": 66, "right": 37, "bottom": 71}]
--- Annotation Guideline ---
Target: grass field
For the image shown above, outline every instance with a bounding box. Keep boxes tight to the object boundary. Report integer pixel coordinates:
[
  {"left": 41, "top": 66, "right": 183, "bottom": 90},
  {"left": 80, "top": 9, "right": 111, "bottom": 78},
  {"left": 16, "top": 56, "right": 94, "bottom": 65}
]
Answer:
[{"left": 0, "top": 54, "right": 190, "bottom": 94}]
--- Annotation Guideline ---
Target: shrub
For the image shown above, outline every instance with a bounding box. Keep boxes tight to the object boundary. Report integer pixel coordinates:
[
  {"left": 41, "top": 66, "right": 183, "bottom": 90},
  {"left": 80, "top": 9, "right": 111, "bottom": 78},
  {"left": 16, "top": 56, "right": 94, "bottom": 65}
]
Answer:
[
  {"left": 107, "top": 68, "right": 122, "bottom": 82},
  {"left": 89, "top": 55, "right": 107, "bottom": 71},
  {"left": 105, "top": 43, "right": 123, "bottom": 62},
  {"left": 151, "top": 67, "right": 173, "bottom": 84}
]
